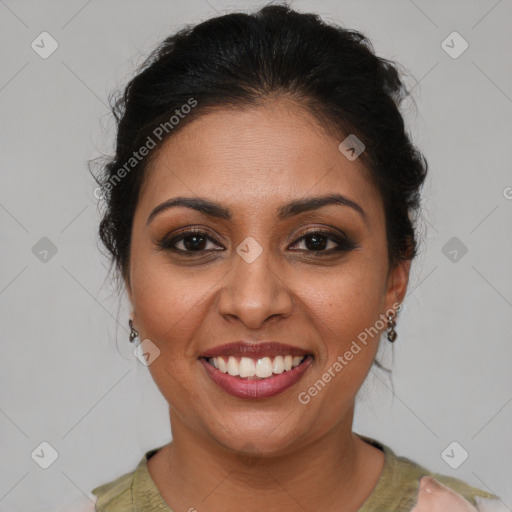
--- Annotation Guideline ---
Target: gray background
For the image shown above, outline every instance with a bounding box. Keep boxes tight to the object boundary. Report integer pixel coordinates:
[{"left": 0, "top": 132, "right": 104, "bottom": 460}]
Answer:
[{"left": 0, "top": 0, "right": 511, "bottom": 510}]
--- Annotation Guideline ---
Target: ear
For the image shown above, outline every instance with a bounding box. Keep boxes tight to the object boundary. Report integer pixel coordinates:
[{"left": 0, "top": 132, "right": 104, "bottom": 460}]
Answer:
[{"left": 384, "top": 258, "right": 411, "bottom": 312}]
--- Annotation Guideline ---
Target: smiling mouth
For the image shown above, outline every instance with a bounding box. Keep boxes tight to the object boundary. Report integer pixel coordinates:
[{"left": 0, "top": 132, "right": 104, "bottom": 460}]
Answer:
[{"left": 200, "top": 354, "right": 312, "bottom": 380}]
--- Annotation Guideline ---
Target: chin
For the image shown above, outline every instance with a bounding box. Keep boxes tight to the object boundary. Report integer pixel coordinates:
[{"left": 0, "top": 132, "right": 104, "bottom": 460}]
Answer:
[{"left": 212, "top": 424, "right": 302, "bottom": 457}]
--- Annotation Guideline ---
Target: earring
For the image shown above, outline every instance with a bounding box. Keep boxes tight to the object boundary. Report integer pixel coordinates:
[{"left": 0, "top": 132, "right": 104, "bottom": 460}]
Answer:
[
  {"left": 386, "top": 311, "right": 398, "bottom": 342},
  {"left": 129, "top": 318, "right": 139, "bottom": 343}
]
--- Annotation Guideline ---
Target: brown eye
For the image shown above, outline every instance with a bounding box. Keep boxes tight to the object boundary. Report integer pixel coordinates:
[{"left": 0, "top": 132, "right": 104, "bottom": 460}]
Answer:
[
  {"left": 157, "top": 229, "right": 223, "bottom": 254},
  {"left": 289, "top": 230, "right": 358, "bottom": 253}
]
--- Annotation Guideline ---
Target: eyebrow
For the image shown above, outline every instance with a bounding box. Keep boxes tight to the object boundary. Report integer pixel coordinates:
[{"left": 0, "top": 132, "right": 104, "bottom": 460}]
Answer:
[{"left": 146, "top": 193, "right": 367, "bottom": 226}]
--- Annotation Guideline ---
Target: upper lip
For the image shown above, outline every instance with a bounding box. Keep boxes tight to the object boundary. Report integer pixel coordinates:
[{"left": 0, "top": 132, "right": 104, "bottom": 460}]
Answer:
[{"left": 199, "top": 342, "right": 311, "bottom": 359}]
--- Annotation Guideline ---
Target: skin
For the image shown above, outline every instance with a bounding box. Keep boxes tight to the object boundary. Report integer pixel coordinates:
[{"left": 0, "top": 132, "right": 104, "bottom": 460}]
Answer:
[{"left": 125, "top": 96, "right": 411, "bottom": 512}]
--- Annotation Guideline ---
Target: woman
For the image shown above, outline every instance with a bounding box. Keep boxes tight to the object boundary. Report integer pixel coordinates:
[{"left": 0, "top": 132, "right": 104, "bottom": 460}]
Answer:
[{"left": 89, "top": 4, "right": 503, "bottom": 511}]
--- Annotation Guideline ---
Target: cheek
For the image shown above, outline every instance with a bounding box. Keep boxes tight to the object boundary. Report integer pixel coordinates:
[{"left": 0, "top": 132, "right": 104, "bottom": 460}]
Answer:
[
  {"left": 131, "top": 251, "right": 204, "bottom": 360},
  {"left": 129, "top": 257, "right": 208, "bottom": 403},
  {"left": 298, "top": 260, "right": 386, "bottom": 401},
  {"left": 306, "top": 263, "right": 386, "bottom": 340},
  {"left": 129, "top": 241, "right": 214, "bottom": 339}
]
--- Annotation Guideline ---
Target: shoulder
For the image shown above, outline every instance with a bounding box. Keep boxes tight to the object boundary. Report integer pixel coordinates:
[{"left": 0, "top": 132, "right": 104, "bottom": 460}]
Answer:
[
  {"left": 357, "top": 434, "right": 500, "bottom": 510},
  {"left": 90, "top": 446, "right": 166, "bottom": 511},
  {"left": 91, "top": 468, "right": 135, "bottom": 510},
  {"left": 412, "top": 476, "right": 507, "bottom": 512},
  {"left": 395, "top": 455, "right": 495, "bottom": 503},
  {"left": 91, "top": 453, "right": 147, "bottom": 512},
  {"left": 384, "top": 442, "right": 499, "bottom": 507}
]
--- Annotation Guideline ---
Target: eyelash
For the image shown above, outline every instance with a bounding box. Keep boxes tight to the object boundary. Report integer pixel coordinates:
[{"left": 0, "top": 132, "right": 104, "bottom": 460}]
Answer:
[{"left": 156, "top": 228, "right": 358, "bottom": 256}]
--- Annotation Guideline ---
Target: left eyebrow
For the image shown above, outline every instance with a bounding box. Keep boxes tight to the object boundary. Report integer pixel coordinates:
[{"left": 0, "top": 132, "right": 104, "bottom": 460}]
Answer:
[
  {"left": 146, "top": 193, "right": 368, "bottom": 226},
  {"left": 276, "top": 194, "right": 367, "bottom": 223}
]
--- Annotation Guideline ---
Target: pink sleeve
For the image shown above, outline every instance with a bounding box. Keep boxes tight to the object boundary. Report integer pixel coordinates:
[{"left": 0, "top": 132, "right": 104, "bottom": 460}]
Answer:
[{"left": 411, "top": 476, "right": 505, "bottom": 512}]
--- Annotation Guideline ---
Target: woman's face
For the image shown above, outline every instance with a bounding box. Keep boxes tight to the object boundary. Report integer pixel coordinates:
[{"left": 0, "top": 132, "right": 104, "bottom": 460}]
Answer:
[{"left": 126, "top": 98, "right": 410, "bottom": 456}]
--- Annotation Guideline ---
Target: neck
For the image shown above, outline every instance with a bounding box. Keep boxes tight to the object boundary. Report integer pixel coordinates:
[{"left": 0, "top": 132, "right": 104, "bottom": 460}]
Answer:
[{"left": 148, "top": 406, "right": 385, "bottom": 512}]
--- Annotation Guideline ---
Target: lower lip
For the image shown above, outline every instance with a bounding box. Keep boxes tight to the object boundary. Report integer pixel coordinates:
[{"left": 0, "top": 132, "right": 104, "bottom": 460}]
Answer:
[{"left": 199, "top": 355, "right": 314, "bottom": 399}]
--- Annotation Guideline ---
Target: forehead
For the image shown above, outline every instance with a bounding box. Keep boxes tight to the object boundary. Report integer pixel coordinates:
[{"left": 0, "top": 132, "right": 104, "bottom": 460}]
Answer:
[{"left": 138, "top": 99, "right": 382, "bottom": 223}]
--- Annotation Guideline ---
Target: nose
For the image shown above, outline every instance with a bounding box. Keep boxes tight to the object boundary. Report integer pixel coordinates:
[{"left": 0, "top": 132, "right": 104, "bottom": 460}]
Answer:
[{"left": 217, "top": 241, "right": 294, "bottom": 329}]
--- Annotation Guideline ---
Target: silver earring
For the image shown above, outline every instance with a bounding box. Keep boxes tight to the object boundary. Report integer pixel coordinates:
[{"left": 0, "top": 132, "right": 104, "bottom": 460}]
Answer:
[{"left": 129, "top": 318, "right": 139, "bottom": 343}]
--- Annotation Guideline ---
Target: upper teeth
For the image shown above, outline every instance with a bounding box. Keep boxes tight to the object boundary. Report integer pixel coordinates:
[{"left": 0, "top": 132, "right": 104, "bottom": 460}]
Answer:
[{"left": 208, "top": 355, "right": 306, "bottom": 379}]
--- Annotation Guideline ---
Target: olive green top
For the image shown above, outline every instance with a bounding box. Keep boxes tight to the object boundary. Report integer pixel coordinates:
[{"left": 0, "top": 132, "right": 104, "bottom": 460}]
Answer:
[{"left": 91, "top": 434, "right": 498, "bottom": 511}]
